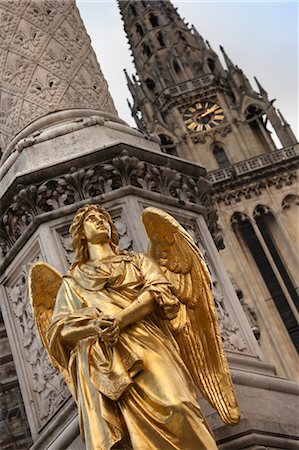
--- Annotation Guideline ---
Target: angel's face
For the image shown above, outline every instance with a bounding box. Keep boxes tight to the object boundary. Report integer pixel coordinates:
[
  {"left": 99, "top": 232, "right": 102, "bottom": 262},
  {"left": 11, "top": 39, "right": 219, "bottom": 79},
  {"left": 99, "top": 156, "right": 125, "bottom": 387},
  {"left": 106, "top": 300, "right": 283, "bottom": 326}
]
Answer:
[{"left": 82, "top": 211, "right": 111, "bottom": 245}]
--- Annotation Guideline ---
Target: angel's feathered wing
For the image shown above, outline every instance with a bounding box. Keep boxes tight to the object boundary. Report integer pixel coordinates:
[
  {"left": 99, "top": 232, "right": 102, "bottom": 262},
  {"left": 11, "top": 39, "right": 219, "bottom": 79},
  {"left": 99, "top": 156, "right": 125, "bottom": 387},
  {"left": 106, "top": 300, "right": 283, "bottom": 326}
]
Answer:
[
  {"left": 29, "top": 262, "right": 73, "bottom": 394},
  {"left": 142, "top": 207, "right": 240, "bottom": 425}
]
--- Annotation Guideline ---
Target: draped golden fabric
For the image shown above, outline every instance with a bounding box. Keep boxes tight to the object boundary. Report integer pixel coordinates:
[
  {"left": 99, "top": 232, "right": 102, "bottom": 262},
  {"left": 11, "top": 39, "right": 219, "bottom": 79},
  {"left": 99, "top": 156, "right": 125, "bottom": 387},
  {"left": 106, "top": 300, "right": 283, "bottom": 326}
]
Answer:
[{"left": 48, "top": 253, "right": 218, "bottom": 450}]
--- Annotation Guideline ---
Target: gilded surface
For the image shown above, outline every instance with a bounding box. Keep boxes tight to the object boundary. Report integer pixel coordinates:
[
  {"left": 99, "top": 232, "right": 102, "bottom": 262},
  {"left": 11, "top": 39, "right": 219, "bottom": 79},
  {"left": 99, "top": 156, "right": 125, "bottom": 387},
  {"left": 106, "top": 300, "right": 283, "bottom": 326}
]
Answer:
[{"left": 29, "top": 204, "right": 240, "bottom": 450}]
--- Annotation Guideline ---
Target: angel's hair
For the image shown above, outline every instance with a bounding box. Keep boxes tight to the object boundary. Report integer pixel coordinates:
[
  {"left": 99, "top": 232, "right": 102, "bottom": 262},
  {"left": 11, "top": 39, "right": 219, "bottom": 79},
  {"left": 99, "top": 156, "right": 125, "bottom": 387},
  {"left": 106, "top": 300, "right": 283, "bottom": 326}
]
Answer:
[{"left": 69, "top": 204, "right": 120, "bottom": 265}]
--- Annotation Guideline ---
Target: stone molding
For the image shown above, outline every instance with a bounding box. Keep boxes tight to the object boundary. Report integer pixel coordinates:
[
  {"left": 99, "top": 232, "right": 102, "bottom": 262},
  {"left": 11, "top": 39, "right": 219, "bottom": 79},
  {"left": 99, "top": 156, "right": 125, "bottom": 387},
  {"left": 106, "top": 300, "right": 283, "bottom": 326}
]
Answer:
[
  {"left": 0, "top": 145, "right": 220, "bottom": 271},
  {"left": 0, "top": 109, "right": 129, "bottom": 168},
  {"left": 0, "top": 110, "right": 159, "bottom": 181},
  {"left": 209, "top": 146, "right": 299, "bottom": 205},
  {"left": 208, "top": 145, "right": 298, "bottom": 184}
]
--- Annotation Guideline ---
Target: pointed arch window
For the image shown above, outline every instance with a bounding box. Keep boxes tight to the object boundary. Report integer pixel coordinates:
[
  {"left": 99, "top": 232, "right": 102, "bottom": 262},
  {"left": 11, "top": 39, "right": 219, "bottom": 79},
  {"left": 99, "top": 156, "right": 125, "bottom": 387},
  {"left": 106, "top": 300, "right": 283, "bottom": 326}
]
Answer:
[
  {"left": 142, "top": 44, "right": 152, "bottom": 58},
  {"left": 149, "top": 13, "right": 159, "bottom": 28},
  {"left": 157, "top": 32, "right": 165, "bottom": 47},
  {"left": 136, "top": 23, "right": 144, "bottom": 38},
  {"left": 207, "top": 58, "right": 216, "bottom": 72},
  {"left": 130, "top": 5, "right": 137, "bottom": 17},
  {"left": 173, "top": 60, "right": 181, "bottom": 74},
  {"left": 232, "top": 210, "right": 299, "bottom": 353},
  {"left": 254, "top": 205, "right": 299, "bottom": 311},
  {"left": 145, "top": 78, "right": 155, "bottom": 91},
  {"left": 212, "top": 145, "right": 230, "bottom": 168}
]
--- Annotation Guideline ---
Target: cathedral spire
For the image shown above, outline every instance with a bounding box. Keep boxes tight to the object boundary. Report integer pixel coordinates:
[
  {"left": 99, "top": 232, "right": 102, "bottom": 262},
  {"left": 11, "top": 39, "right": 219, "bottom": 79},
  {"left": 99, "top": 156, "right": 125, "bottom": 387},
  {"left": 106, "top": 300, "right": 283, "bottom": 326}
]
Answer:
[
  {"left": 220, "top": 45, "right": 235, "bottom": 71},
  {"left": 118, "top": 0, "right": 229, "bottom": 155},
  {"left": 254, "top": 76, "right": 268, "bottom": 99},
  {"left": 0, "top": 0, "right": 117, "bottom": 158},
  {"left": 277, "top": 109, "right": 298, "bottom": 145},
  {"left": 119, "top": 0, "right": 297, "bottom": 163},
  {"left": 124, "top": 69, "right": 136, "bottom": 94}
]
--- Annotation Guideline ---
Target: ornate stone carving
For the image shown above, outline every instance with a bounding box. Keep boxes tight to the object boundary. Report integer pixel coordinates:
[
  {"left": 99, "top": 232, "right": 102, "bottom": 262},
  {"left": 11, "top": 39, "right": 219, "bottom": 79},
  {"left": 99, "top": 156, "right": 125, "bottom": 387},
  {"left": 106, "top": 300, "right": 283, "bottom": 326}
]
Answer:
[
  {"left": 113, "top": 213, "right": 133, "bottom": 252},
  {"left": 239, "top": 298, "right": 260, "bottom": 343},
  {"left": 0, "top": 0, "right": 117, "bottom": 155},
  {"left": 184, "top": 222, "right": 247, "bottom": 352},
  {"left": 0, "top": 150, "right": 218, "bottom": 258},
  {"left": 104, "top": 153, "right": 145, "bottom": 188},
  {"left": 57, "top": 225, "right": 73, "bottom": 265},
  {"left": 6, "top": 258, "right": 69, "bottom": 425},
  {"left": 229, "top": 274, "right": 261, "bottom": 343},
  {"left": 214, "top": 172, "right": 298, "bottom": 206}
]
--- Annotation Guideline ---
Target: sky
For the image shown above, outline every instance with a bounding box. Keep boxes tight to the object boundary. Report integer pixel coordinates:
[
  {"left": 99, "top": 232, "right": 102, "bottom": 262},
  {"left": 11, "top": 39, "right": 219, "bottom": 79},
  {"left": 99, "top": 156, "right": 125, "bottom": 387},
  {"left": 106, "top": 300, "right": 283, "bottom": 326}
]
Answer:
[{"left": 77, "top": 1, "right": 298, "bottom": 139}]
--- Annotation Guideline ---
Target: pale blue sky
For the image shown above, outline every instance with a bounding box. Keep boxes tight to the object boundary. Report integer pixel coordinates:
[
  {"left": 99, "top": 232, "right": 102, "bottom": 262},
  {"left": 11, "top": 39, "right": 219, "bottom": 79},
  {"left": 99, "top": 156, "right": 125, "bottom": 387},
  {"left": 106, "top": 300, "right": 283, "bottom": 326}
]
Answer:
[{"left": 77, "top": 1, "right": 298, "bottom": 139}]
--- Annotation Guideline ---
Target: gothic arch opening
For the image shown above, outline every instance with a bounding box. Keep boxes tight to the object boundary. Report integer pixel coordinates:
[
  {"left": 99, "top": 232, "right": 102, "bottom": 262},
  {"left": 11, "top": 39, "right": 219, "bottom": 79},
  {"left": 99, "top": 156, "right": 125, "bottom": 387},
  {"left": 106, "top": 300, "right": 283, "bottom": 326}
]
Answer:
[
  {"left": 232, "top": 211, "right": 299, "bottom": 352},
  {"left": 173, "top": 60, "right": 181, "bottom": 74},
  {"left": 149, "top": 13, "right": 159, "bottom": 28},
  {"left": 145, "top": 78, "right": 155, "bottom": 91},
  {"left": 212, "top": 144, "right": 230, "bottom": 168},
  {"left": 228, "top": 91, "right": 236, "bottom": 104},
  {"left": 142, "top": 44, "right": 152, "bottom": 58},
  {"left": 157, "top": 31, "right": 165, "bottom": 47},
  {"left": 282, "top": 194, "right": 299, "bottom": 210},
  {"left": 207, "top": 58, "right": 216, "bottom": 72},
  {"left": 254, "top": 205, "right": 299, "bottom": 307},
  {"left": 130, "top": 5, "right": 137, "bottom": 17},
  {"left": 136, "top": 23, "right": 144, "bottom": 38}
]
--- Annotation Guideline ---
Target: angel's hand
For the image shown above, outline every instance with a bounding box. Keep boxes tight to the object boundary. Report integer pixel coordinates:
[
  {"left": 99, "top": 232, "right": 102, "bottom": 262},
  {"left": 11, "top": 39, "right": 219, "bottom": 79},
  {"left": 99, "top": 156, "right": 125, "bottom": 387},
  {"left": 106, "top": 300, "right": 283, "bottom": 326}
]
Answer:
[{"left": 95, "top": 316, "right": 120, "bottom": 346}]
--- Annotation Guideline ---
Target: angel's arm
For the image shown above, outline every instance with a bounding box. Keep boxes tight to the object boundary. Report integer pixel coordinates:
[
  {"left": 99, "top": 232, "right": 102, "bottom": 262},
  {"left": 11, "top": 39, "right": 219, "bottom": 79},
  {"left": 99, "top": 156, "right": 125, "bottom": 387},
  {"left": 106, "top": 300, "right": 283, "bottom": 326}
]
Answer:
[
  {"left": 114, "top": 254, "right": 179, "bottom": 330},
  {"left": 115, "top": 290, "right": 155, "bottom": 330},
  {"left": 139, "top": 254, "right": 180, "bottom": 319}
]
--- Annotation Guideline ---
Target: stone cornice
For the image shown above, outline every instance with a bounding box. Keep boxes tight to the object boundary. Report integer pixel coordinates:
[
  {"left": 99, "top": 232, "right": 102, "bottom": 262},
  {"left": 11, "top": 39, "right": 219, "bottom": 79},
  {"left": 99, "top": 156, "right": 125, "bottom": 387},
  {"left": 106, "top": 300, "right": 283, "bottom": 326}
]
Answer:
[
  {"left": 209, "top": 146, "right": 299, "bottom": 204},
  {"left": 0, "top": 144, "right": 221, "bottom": 272}
]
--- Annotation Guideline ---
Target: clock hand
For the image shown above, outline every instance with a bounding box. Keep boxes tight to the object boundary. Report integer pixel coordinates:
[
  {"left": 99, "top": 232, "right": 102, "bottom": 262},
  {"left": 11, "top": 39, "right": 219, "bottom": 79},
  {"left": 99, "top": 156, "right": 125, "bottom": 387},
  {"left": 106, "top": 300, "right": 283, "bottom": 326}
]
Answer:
[{"left": 200, "top": 105, "right": 219, "bottom": 118}]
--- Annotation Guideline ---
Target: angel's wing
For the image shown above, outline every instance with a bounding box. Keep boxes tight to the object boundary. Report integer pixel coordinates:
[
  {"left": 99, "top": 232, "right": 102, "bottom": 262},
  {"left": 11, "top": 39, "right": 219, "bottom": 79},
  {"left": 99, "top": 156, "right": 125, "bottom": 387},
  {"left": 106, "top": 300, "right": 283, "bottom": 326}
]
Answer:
[
  {"left": 29, "top": 262, "right": 73, "bottom": 393},
  {"left": 142, "top": 207, "right": 240, "bottom": 425}
]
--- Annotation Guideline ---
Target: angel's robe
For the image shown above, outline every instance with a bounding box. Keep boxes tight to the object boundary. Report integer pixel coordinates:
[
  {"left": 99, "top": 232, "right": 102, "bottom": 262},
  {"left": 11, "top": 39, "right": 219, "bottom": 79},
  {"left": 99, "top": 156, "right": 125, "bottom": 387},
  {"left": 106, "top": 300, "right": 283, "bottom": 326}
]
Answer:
[{"left": 48, "top": 252, "right": 218, "bottom": 450}]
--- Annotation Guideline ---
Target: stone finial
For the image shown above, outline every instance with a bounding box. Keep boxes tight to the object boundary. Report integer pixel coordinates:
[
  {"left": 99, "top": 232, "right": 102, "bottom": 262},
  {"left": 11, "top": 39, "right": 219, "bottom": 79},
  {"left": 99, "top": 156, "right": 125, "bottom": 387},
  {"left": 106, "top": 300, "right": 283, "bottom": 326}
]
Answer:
[{"left": 0, "top": 0, "right": 117, "bottom": 155}]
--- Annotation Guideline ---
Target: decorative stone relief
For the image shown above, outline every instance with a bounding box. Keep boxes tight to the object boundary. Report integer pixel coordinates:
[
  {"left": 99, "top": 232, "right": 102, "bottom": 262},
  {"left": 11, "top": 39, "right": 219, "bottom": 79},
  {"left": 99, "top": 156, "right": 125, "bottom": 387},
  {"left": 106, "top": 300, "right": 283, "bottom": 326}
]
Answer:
[
  {"left": 0, "top": 150, "right": 219, "bottom": 258},
  {"left": 113, "top": 213, "right": 133, "bottom": 252},
  {"left": 239, "top": 298, "right": 260, "bottom": 343},
  {"left": 6, "top": 258, "right": 69, "bottom": 425},
  {"left": 57, "top": 224, "right": 73, "bottom": 265},
  {"left": 214, "top": 172, "right": 298, "bottom": 206},
  {"left": 229, "top": 273, "right": 261, "bottom": 343},
  {"left": 0, "top": 0, "right": 117, "bottom": 155},
  {"left": 184, "top": 221, "right": 247, "bottom": 352}
]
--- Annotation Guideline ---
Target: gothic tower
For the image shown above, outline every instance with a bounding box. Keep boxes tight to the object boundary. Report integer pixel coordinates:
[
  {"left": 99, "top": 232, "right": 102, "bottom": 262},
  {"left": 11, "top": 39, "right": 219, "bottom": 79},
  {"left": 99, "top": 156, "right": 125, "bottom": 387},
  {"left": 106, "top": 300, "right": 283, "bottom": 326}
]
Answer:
[{"left": 119, "top": 0, "right": 299, "bottom": 382}]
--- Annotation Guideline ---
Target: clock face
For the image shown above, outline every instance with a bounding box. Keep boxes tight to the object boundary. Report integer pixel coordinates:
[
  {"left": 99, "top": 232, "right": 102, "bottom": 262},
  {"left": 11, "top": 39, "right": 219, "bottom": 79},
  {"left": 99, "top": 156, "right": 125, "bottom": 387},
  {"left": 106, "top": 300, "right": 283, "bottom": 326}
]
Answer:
[{"left": 183, "top": 100, "right": 225, "bottom": 132}]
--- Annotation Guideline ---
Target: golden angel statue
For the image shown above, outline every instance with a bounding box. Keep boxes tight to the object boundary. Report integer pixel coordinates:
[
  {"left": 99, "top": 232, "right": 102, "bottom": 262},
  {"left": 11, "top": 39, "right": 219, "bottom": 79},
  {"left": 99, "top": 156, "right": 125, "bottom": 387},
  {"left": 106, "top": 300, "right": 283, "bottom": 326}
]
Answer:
[{"left": 29, "top": 204, "right": 240, "bottom": 450}]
